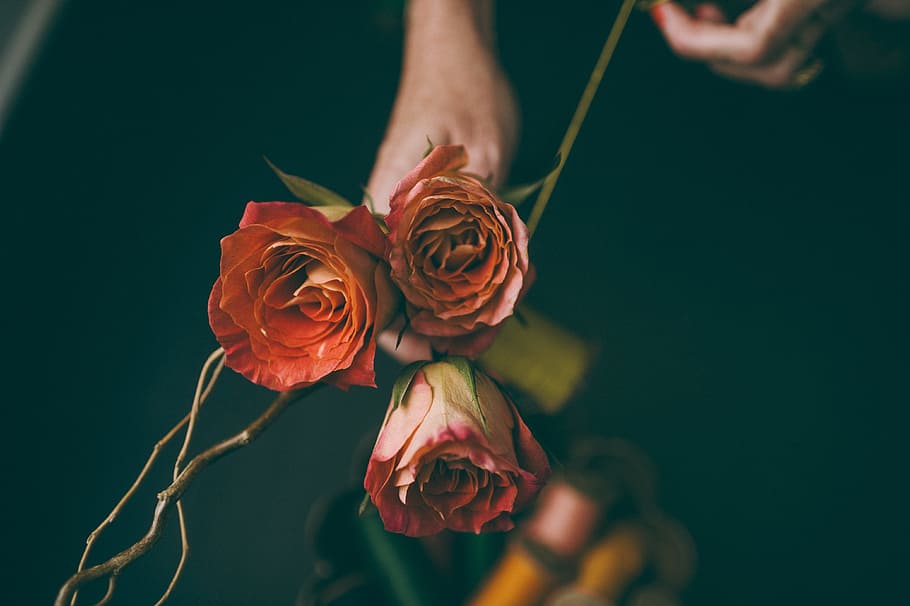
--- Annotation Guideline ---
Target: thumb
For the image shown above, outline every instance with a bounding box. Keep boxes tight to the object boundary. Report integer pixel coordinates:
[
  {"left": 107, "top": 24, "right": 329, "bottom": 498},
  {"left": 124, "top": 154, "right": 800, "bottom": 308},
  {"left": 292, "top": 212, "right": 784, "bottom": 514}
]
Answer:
[{"left": 364, "top": 134, "right": 436, "bottom": 215}]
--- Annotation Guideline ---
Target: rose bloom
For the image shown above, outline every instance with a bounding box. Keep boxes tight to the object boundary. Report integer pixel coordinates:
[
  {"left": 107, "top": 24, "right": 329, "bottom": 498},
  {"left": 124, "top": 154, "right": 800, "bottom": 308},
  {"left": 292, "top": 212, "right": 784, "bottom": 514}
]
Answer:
[
  {"left": 208, "top": 202, "right": 397, "bottom": 391},
  {"left": 364, "top": 358, "right": 551, "bottom": 536},
  {"left": 386, "top": 145, "right": 531, "bottom": 357}
]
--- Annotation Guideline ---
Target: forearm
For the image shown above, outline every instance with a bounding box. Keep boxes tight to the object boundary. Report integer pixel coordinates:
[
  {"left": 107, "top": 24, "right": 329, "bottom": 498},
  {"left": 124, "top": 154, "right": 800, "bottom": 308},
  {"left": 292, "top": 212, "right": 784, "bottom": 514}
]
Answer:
[
  {"left": 405, "top": 0, "right": 495, "bottom": 50},
  {"left": 403, "top": 0, "right": 497, "bottom": 77},
  {"left": 367, "top": 0, "right": 516, "bottom": 217}
]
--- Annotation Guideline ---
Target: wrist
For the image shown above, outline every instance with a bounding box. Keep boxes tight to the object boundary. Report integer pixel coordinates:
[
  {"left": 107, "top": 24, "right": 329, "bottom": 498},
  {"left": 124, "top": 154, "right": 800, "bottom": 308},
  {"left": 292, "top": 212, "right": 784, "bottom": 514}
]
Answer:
[{"left": 404, "top": 0, "right": 496, "bottom": 59}]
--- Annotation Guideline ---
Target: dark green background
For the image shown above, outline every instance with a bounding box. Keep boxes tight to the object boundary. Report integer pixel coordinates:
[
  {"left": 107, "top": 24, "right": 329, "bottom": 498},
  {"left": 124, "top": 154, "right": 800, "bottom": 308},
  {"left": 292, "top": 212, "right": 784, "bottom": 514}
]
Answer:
[{"left": 3, "top": 1, "right": 907, "bottom": 604}]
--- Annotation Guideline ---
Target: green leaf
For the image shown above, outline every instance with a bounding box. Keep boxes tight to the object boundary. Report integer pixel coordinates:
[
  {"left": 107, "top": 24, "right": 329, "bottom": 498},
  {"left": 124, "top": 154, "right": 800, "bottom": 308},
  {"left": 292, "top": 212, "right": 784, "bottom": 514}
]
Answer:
[
  {"left": 361, "top": 185, "right": 377, "bottom": 214},
  {"left": 445, "top": 356, "right": 487, "bottom": 433},
  {"left": 422, "top": 136, "right": 435, "bottom": 158},
  {"left": 357, "top": 492, "right": 372, "bottom": 517},
  {"left": 390, "top": 360, "right": 428, "bottom": 414},
  {"left": 263, "top": 156, "right": 353, "bottom": 208},
  {"left": 498, "top": 152, "right": 561, "bottom": 206}
]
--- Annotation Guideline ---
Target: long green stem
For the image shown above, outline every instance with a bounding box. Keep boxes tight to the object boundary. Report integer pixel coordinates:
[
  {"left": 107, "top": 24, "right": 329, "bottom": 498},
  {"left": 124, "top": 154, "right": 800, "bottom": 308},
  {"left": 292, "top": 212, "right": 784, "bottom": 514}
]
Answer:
[{"left": 526, "top": 0, "right": 637, "bottom": 237}]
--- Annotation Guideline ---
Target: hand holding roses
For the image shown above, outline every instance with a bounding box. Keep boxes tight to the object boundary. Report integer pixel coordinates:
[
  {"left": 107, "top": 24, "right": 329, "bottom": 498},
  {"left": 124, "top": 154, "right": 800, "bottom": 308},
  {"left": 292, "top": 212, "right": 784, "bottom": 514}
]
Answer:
[{"left": 386, "top": 145, "right": 532, "bottom": 358}]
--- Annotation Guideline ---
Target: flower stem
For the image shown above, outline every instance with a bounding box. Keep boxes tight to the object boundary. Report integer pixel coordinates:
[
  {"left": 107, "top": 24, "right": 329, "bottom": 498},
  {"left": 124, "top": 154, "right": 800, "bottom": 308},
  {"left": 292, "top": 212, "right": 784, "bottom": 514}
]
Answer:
[{"left": 526, "top": 0, "right": 637, "bottom": 238}]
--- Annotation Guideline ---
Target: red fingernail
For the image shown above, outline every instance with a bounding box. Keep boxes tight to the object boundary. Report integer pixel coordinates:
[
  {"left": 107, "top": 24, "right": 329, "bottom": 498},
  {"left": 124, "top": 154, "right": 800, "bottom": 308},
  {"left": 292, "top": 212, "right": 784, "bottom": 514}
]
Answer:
[{"left": 650, "top": 5, "right": 666, "bottom": 27}]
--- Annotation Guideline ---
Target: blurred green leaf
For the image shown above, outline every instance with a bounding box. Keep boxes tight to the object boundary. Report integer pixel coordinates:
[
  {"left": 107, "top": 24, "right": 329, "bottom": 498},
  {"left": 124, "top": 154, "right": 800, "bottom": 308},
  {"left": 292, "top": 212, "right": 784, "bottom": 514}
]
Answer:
[
  {"left": 361, "top": 185, "right": 377, "bottom": 214},
  {"left": 357, "top": 492, "right": 371, "bottom": 517},
  {"left": 498, "top": 152, "right": 561, "bottom": 206},
  {"left": 264, "top": 156, "right": 353, "bottom": 207}
]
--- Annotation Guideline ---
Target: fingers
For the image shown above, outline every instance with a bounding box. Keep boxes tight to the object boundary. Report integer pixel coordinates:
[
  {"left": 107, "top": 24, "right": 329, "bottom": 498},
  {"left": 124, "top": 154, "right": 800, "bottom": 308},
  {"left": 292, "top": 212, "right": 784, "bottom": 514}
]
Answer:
[
  {"left": 364, "top": 134, "right": 504, "bottom": 216},
  {"left": 693, "top": 3, "right": 727, "bottom": 23},
  {"left": 708, "top": 21, "right": 826, "bottom": 88},
  {"left": 652, "top": 2, "right": 762, "bottom": 63},
  {"left": 463, "top": 142, "right": 504, "bottom": 187},
  {"left": 364, "top": 131, "right": 438, "bottom": 215},
  {"left": 652, "top": 0, "right": 826, "bottom": 65},
  {"left": 651, "top": 0, "right": 854, "bottom": 89}
]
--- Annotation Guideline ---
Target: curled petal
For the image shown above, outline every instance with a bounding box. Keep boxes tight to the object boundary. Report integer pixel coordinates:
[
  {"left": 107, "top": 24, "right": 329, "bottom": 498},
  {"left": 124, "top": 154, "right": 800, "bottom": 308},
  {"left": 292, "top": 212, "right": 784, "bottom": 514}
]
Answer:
[
  {"left": 386, "top": 146, "right": 531, "bottom": 356},
  {"left": 209, "top": 201, "right": 397, "bottom": 391},
  {"left": 364, "top": 360, "right": 550, "bottom": 537}
]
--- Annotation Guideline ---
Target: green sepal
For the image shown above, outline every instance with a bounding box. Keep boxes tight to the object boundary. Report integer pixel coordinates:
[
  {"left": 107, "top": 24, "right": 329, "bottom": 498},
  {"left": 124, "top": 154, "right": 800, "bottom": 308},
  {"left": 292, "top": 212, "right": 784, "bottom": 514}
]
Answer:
[
  {"left": 444, "top": 356, "right": 487, "bottom": 433},
  {"left": 498, "top": 152, "right": 561, "bottom": 206},
  {"left": 263, "top": 156, "right": 353, "bottom": 208},
  {"left": 357, "top": 492, "right": 372, "bottom": 517},
  {"left": 361, "top": 185, "right": 377, "bottom": 214},
  {"left": 422, "top": 136, "right": 435, "bottom": 158},
  {"left": 390, "top": 360, "right": 429, "bottom": 415}
]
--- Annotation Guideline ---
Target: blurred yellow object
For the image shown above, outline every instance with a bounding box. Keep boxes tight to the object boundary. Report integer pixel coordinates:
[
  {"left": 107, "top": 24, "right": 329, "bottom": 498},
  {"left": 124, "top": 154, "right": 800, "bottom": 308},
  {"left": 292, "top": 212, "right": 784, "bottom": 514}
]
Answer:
[
  {"left": 544, "top": 524, "right": 647, "bottom": 606},
  {"left": 467, "top": 542, "right": 560, "bottom": 606},
  {"left": 479, "top": 305, "right": 595, "bottom": 414},
  {"left": 576, "top": 524, "right": 647, "bottom": 600}
]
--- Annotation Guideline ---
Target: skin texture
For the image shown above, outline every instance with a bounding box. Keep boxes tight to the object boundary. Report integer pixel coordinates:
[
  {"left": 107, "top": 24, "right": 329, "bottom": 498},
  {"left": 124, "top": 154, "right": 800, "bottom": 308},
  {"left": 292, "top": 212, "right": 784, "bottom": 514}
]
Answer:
[
  {"left": 366, "top": 0, "right": 518, "bottom": 215},
  {"left": 368, "top": 0, "right": 519, "bottom": 363},
  {"left": 651, "top": 1, "right": 910, "bottom": 89},
  {"left": 369, "top": 0, "right": 909, "bottom": 361}
]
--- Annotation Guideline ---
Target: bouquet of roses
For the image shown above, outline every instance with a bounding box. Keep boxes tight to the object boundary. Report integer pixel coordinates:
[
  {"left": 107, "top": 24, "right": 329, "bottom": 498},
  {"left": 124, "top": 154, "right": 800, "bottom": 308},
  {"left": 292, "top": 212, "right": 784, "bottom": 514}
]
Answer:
[
  {"left": 211, "top": 144, "right": 551, "bottom": 536},
  {"left": 55, "top": 137, "right": 596, "bottom": 606},
  {"left": 55, "top": 3, "right": 654, "bottom": 603}
]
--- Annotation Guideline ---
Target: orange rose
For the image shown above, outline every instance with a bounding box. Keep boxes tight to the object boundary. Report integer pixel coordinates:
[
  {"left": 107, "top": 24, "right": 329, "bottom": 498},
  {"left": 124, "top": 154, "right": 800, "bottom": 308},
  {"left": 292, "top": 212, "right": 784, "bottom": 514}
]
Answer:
[
  {"left": 208, "top": 202, "right": 397, "bottom": 391},
  {"left": 386, "top": 145, "right": 531, "bottom": 357},
  {"left": 364, "top": 358, "right": 550, "bottom": 536}
]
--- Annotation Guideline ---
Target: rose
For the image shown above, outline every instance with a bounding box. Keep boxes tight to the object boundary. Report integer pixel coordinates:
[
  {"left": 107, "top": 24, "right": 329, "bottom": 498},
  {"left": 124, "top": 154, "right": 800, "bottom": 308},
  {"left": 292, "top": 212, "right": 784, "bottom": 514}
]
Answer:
[
  {"left": 364, "top": 358, "right": 551, "bottom": 536},
  {"left": 208, "top": 202, "right": 397, "bottom": 391},
  {"left": 386, "top": 144, "right": 531, "bottom": 357}
]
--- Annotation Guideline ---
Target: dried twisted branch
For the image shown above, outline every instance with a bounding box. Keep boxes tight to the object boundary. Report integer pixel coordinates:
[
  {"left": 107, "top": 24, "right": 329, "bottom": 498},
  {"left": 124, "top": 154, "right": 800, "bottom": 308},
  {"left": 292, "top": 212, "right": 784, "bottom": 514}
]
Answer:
[
  {"left": 69, "top": 348, "right": 225, "bottom": 606},
  {"left": 56, "top": 381, "right": 318, "bottom": 606},
  {"left": 92, "top": 575, "right": 116, "bottom": 606},
  {"left": 154, "top": 347, "right": 227, "bottom": 606}
]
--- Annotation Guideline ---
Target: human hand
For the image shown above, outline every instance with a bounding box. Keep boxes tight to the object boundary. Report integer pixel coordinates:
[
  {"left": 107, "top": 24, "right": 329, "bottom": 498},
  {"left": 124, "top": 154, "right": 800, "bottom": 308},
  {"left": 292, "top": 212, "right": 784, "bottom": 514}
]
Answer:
[
  {"left": 367, "top": 0, "right": 519, "bottom": 364},
  {"left": 365, "top": 0, "right": 519, "bottom": 216},
  {"left": 649, "top": 0, "right": 861, "bottom": 88}
]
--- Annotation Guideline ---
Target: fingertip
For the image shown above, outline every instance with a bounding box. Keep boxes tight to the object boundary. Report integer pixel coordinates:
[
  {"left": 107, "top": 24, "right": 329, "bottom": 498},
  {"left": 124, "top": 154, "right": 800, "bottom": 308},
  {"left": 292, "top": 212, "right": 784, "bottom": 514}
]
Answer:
[
  {"left": 655, "top": 1, "right": 692, "bottom": 24},
  {"left": 652, "top": 3, "right": 696, "bottom": 54},
  {"left": 649, "top": 4, "right": 667, "bottom": 28},
  {"left": 649, "top": 1, "right": 687, "bottom": 29}
]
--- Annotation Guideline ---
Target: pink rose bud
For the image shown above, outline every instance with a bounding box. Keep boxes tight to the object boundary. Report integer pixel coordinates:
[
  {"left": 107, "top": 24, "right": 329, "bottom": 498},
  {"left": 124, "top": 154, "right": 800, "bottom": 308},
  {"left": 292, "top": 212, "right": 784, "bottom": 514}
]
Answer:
[{"left": 364, "top": 358, "right": 551, "bottom": 536}]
